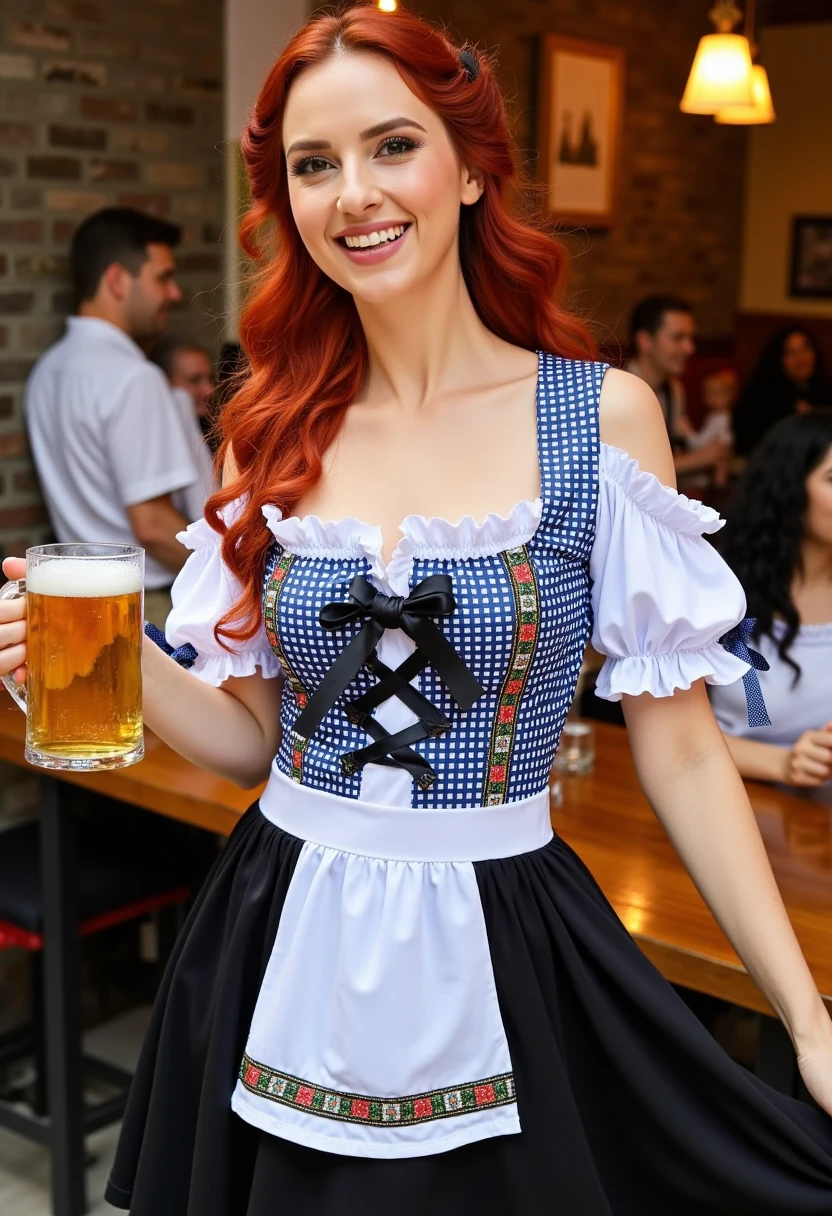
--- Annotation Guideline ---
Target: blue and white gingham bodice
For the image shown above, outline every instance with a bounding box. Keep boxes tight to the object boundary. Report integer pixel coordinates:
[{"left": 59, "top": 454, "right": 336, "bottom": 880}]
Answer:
[
  {"left": 166, "top": 353, "right": 757, "bottom": 809},
  {"left": 258, "top": 354, "right": 601, "bottom": 807}
]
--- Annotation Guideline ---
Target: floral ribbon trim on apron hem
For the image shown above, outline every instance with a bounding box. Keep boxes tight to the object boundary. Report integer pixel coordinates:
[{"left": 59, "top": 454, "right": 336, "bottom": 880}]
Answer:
[{"left": 239, "top": 1054, "right": 517, "bottom": 1127}]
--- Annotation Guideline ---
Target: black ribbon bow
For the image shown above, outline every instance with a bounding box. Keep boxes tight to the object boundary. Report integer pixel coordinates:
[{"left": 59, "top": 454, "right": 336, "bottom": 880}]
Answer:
[
  {"left": 718, "top": 618, "right": 771, "bottom": 728},
  {"left": 294, "top": 574, "right": 485, "bottom": 785},
  {"left": 295, "top": 574, "right": 484, "bottom": 739},
  {"left": 144, "top": 621, "right": 198, "bottom": 669}
]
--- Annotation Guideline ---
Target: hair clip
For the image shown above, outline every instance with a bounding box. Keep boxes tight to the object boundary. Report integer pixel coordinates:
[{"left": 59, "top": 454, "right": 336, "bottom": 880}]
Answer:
[{"left": 459, "top": 48, "right": 480, "bottom": 81}]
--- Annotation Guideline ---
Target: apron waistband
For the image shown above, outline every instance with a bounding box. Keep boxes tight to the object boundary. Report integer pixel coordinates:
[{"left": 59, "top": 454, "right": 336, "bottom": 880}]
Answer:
[{"left": 259, "top": 766, "right": 553, "bottom": 863}]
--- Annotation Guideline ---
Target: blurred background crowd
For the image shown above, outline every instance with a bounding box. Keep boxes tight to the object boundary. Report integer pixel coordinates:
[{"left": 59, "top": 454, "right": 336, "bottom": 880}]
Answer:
[{"left": 1, "top": 1, "right": 832, "bottom": 1211}]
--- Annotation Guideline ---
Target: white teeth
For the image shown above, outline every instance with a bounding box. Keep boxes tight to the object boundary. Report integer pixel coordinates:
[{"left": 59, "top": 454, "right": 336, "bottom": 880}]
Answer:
[{"left": 343, "top": 224, "right": 406, "bottom": 249}]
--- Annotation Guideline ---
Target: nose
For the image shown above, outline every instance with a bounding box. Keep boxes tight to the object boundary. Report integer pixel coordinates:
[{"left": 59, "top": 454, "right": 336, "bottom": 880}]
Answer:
[
  {"left": 336, "top": 154, "right": 383, "bottom": 216},
  {"left": 168, "top": 278, "right": 183, "bottom": 304}
]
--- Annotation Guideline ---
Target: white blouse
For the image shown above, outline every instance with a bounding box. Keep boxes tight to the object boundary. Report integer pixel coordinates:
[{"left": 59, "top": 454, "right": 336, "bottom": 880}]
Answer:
[{"left": 166, "top": 442, "right": 749, "bottom": 706}]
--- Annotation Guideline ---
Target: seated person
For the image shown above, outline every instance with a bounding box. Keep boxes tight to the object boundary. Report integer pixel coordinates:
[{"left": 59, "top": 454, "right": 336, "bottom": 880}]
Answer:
[
  {"left": 733, "top": 326, "right": 832, "bottom": 456},
  {"left": 712, "top": 411, "right": 832, "bottom": 800},
  {"left": 626, "top": 295, "right": 730, "bottom": 491},
  {"left": 677, "top": 368, "right": 737, "bottom": 489}
]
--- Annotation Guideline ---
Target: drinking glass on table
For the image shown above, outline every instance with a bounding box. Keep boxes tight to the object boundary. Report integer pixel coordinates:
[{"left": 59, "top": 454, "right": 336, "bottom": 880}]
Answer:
[
  {"left": 0, "top": 543, "right": 145, "bottom": 771},
  {"left": 553, "top": 720, "right": 595, "bottom": 775}
]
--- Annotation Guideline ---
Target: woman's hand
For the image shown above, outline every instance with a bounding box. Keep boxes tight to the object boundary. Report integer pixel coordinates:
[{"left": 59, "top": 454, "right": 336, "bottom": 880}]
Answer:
[
  {"left": 784, "top": 727, "right": 832, "bottom": 787},
  {"left": 795, "top": 1013, "right": 832, "bottom": 1117},
  {"left": 0, "top": 557, "right": 28, "bottom": 683}
]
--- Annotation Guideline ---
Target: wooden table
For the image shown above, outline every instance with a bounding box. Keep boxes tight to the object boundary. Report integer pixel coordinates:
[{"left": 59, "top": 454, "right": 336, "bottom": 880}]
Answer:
[
  {"left": 0, "top": 699, "right": 259, "bottom": 838},
  {"left": 1, "top": 703, "right": 831, "bottom": 1212},
  {"left": 552, "top": 722, "right": 832, "bottom": 1019}
]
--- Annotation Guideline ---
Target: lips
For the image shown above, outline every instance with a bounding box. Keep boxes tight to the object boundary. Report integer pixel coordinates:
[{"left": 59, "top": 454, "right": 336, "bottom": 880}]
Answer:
[{"left": 335, "top": 222, "right": 411, "bottom": 250}]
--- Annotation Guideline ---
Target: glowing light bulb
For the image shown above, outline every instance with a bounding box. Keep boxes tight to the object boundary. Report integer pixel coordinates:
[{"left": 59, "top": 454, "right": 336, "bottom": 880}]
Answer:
[
  {"left": 680, "top": 32, "right": 754, "bottom": 113},
  {"left": 378, "top": 0, "right": 398, "bottom": 11}
]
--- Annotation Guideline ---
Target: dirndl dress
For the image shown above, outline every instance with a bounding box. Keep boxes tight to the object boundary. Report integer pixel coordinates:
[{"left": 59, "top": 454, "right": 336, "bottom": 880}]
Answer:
[{"left": 107, "top": 355, "right": 832, "bottom": 1214}]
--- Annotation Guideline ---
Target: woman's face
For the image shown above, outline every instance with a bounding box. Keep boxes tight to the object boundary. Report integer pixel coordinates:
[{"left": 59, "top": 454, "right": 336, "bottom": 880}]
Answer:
[
  {"left": 282, "top": 52, "right": 482, "bottom": 306},
  {"left": 804, "top": 445, "right": 832, "bottom": 548},
  {"left": 782, "top": 331, "right": 816, "bottom": 385}
]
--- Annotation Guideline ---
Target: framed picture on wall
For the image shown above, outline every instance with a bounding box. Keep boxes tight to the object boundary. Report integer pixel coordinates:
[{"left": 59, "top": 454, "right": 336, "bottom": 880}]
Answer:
[
  {"left": 536, "top": 34, "right": 625, "bottom": 229},
  {"left": 790, "top": 216, "right": 832, "bottom": 299}
]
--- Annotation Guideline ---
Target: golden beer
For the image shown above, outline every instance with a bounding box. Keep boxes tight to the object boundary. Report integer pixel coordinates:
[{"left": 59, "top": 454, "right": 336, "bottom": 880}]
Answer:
[{"left": 1, "top": 545, "right": 145, "bottom": 770}]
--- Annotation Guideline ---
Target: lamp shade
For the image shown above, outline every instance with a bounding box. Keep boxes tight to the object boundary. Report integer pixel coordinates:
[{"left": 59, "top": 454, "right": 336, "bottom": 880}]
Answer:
[
  {"left": 680, "top": 33, "right": 754, "bottom": 114},
  {"left": 715, "top": 64, "right": 776, "bottom": 124}
]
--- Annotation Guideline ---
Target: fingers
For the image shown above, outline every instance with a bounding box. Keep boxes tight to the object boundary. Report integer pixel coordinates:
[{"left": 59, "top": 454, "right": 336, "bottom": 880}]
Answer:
[
  {"left": 789, "top": 731, "right": 832, "bottom": 785},
  {"left": 793, "top": 760, "right": 830, "bottom": 786},
  {"left": 1, "top": 557, "right": 26, "bottom": 582},
  {"left": 0, "top": 618, "right": 26, "bottom": 648},
  {"left": 0, "top": 642, "right": 26, "bottom": 679},
  {"left": 0, "top": 597, "right": 26, "bottom": 624},
  {"left": 800, "top": 736, "right": 832, "bottom": 766}
]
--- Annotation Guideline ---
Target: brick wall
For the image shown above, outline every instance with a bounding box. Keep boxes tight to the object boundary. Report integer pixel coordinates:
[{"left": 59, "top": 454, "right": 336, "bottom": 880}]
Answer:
[
  {"left": 0, "top": 0, "right": 225, "bottom": 561},
  {"left": 412, "top": 0, "right": 748, "bottom": 347}
]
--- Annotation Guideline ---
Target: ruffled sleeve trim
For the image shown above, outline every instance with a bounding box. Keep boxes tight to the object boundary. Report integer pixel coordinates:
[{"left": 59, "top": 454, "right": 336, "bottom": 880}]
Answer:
[
  {"left": 599, "top": 442, "right": 724, "bottom": 537},
  {"left": 165, "top": 500, "right": 282, "bottom": 686},
  {"left": 591, "top": 444, "right": 751, "bottom": 703},
  {"left": 186, "top": 649, "right": 282, "bottom": 687},
  {"left": 175, "top": 514, "right": 221, "bottom": 551},
  {"left": 594, "top": 643, "right": 751, "bottom": 702}
]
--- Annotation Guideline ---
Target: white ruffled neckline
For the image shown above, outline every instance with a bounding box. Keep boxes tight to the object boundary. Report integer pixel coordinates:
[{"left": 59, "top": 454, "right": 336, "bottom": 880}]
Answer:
[
  {"left": 261, "top": 499, "right": 543, "bottom": 593},
  {"left": 178, "top": 441, "right": 724, "bottom": 591}
]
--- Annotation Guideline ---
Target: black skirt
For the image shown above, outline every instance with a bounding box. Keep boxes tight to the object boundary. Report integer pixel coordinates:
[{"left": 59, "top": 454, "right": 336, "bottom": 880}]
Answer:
[{"left": 106, "top": 803, "right": 832, "bottom": 1215}]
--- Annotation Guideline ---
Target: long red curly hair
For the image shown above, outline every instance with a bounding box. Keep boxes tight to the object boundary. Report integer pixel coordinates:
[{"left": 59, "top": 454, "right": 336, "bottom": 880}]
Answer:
[{"left": 208, "top": 1, "right": 595, "bottom": 647}]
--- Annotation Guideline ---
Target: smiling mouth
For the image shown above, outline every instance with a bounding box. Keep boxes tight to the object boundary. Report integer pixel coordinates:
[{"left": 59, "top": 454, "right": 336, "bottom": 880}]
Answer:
[{"left": 337, "top": 223, "right": 410, "bottom": 250}]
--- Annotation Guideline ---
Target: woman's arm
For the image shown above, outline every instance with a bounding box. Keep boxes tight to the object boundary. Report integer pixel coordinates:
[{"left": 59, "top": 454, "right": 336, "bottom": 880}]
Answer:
[
  {"left": 599, "top": 370, "right": 832, "bottom": 1112},
  {"left": 140, "top": 445, "right": 282, "bottom": 788},
  {"left": 624, "top": 684, "right": 829, "bottom": 1052},
  {"left": 722, "top": 733, "right": 789, "bottom": 783},
  {"left": 723, "top": 729, "right": 832, "bottom": 787},
  {"left": 141, "top": 636, "right": 281, "bottom": 788}
]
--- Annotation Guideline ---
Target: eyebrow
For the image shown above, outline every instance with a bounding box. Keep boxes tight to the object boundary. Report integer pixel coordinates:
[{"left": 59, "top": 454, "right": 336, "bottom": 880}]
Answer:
[{"left": 285, "top": 117, "right": 427, "bottom": 157}]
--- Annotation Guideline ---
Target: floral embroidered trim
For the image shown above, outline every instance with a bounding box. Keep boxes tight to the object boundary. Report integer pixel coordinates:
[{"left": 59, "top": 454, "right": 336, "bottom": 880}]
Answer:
[
  {"left": 484, "top": 545, "right": 540, "bottom": 805},
  {"left": 239, "top": 1054, "right": 516, "bottom": 1127},
  {"left": 263, "top": 549, "right": 310, "bottom": 783}
]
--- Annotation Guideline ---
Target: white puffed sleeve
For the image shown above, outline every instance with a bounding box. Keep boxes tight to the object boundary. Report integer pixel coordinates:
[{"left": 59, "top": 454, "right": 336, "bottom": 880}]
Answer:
[
  {"left": 164, "top": 510, "right": 282, "bottom": 686},
  {"left": 590, "top": 443, "right": 750, "bottom": 701}
]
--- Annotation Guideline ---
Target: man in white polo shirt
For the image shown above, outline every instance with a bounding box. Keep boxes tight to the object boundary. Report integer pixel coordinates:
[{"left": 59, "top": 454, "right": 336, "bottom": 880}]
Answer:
[{"left": 25, "top": 208, "right": 200, "bottom": 628}]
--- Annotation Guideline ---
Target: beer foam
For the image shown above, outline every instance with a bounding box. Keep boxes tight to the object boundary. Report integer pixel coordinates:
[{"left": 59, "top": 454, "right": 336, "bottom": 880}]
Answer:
[{"left": 27, "top": 559, "right": 143, "bottom": 598}]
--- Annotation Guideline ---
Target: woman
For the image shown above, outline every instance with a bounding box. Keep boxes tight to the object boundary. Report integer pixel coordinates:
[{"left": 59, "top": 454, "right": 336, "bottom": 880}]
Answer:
[
  {"left": 2, "top": 7, "right": 832, "bottom": 1213},
  {"left": 714, "top": 411, "right": 832, "bottom": 799},
  {"left": 734, "top": 326, "right": 832, "bottom": 456}
]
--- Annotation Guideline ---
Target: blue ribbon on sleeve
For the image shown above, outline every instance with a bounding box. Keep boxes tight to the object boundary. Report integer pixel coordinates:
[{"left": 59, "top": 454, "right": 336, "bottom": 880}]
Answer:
[
  {"left": 144, "top": 621, "right": 198, "bottom": 670},
  {"left": 718, "top": 618, "right": 771, "bottom": 727}
]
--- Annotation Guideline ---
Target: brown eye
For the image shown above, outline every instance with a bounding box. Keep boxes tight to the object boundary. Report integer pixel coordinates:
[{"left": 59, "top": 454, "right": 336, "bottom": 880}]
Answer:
[
  {"left": 290, "top": 156, "right": 332, "bottom": 177},
  {"left": 377, "top": 136, "right": 419, "bottom": 158}
]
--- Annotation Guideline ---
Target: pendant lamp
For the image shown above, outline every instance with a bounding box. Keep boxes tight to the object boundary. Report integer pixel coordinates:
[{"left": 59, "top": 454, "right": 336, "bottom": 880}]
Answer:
[
  {"left": 715, "top": 62, "right": 775, "bottom": 123},
  {"left": 680, "top": 2, "right": 754, "bottom": 114}
]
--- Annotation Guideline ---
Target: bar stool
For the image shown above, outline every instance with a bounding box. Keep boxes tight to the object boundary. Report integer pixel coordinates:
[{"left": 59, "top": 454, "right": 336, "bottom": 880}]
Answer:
[{"left": 0, "top": 818, "right": 190, "bottom": 1206}]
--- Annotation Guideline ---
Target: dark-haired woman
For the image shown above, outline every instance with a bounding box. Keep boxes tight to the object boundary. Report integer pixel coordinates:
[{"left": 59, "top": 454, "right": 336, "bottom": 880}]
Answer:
[
  {"left": 714, "top": 411, "right": 832, "bottom": 799},
  {"left": 734, "top": 326, "right": 832, "bottom": 456},
  {"left": 1, "top": 6, "right": 832, "bottom": 1214}
]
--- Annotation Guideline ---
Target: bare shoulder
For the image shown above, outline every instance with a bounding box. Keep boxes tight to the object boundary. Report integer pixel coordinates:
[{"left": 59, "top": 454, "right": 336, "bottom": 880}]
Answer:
[{"left": 598, "top": 366, "right": 676, "bottom": 487}]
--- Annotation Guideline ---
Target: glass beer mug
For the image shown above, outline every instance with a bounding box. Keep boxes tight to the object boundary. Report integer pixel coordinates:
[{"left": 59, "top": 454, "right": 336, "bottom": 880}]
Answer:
[{"left": 0, "top": 543, "right": 145, "bottom": 770}]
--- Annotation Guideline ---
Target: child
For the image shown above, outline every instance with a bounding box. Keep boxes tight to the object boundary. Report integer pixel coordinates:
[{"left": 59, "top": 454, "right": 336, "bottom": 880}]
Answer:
[{"left": 686, "top": 367, "right": 737, "bottom": 450}]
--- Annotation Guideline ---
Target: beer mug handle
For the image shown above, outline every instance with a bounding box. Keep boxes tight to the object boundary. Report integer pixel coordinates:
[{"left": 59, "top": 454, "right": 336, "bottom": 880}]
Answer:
[{"left": 0, "top": 577, "right": 27, "bottom": 713}]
